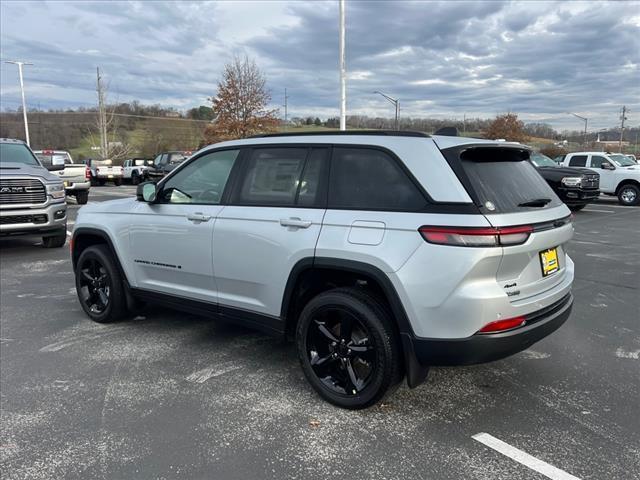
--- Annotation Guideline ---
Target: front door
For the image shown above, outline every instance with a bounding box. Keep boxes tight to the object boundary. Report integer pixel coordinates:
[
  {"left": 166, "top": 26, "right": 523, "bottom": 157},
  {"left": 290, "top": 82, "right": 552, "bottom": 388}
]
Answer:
[
  {"left": 588, "top": 155, "right": 616, "bottom": 192},
  {"left": 129, "top": 149, "right": 241, "bottom": 303},
  {"left": 213, "top": 147, "right": 329, "bottom": 318}
]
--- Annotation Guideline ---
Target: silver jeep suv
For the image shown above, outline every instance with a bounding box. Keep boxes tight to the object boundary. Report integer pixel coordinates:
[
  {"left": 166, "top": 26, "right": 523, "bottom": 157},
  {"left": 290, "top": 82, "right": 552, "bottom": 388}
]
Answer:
[{"left": 71, "top": 131, "right": 574, "bottom": 409}]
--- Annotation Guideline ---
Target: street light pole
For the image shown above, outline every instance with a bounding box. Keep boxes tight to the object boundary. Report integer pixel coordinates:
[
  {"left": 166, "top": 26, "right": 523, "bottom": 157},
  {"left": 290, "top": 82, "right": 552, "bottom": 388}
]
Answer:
[
  {"left": 374, "top": 91, "right": 399, "bottom": 130},
  {"left": 339, "top": 0, "right": 346, "bottom": 131},
  {"left": 568, "top": 112, "right": 588, "bottom": 148},
  {"left": 5, "top": 61, "right": 33, "bottom": 146}
]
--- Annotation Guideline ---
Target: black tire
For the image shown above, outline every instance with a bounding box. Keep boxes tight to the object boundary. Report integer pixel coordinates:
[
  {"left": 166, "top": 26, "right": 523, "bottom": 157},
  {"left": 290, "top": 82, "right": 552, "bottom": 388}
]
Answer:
[
  {"left": 90, "top": 176, "right": 98, "bottom": 186},
  {"left": 42, "top": 234, "right": 66, "bottom": 248},
  {"left": 98, "top": 179, "right": 106, "bottom": 186},
  {"left": 113, "top": 178, "right": 122, "bottom": 186},
  {"left": 75, "top": 245, "right": 127, "bottom": 323},
  {"left": 75, "top": 190, "right": 89, "bottom": 205},
  {"left": 617, "top": 184, "right": 640, "bottom": 206},
  {"left": 296, "top": 287, "right": 403, "bottom": 409},
  {"left": 568, "top": 204, "right": 586, "bottom": 212},
  {"left": 131, "top": 172, "right": 140, "bottom": 185}
]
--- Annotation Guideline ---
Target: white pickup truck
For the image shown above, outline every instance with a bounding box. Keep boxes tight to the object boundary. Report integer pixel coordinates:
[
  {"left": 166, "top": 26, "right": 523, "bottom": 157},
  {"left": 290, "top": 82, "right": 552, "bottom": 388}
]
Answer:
[
  {"left": 560, "top": 152, "right": 640, "bottom": 206},
  {"left": 85, "top": 158, "right": 124, "bottom": 186},
  {"left": 122, "top": 158, "right": 153, "bottom": 184},
  {"left": 33, "top": 150, "right": 91, "bottom": 204}
]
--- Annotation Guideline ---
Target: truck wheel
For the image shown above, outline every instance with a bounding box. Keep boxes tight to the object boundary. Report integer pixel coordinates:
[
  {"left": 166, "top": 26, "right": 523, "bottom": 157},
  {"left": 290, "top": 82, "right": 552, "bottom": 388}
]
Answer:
[
  {"left": 569, "top": 205, "right": 585, "bottom": 212},
  {"left": 76, "top": 191, "right": 89, "bottom": 205},
  {"left": 42, "top": 233, "right": 66, "bottom": 248},
  {"left": 113, "top": 178, "right": 122, "bottom": 186},
  {"left": 90, "top": 176, "right": 98, "bottom": 186},
  {"left": 131, "top": 172, "right": 141, "bottom": 185},
  {"left": 98, "top": 179, "right": 106, "bottom": 186},
  {"left": 75, "top": 245, "right": 127, "bottom": 323},
  {"left": 296, "top": 287, "right": 403, "bottom": 409},
  {"left": 618, "top": 184, "right": 640, "bottom": 206}
]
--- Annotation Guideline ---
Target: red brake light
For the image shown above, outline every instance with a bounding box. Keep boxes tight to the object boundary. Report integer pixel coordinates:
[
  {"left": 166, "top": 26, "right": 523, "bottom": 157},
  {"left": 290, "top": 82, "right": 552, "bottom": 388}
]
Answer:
[
  {"left": 418, "top": 225, "right": 532, "bottom": 247},
  {"left": 85, "top": 167, "right": 91, "bottom": 180},
  {"left": 478, "top": 316, "right": 526, "bottom": 334},
  {"left": 43, "top": 149, "right": 54, "bottom": 155}
]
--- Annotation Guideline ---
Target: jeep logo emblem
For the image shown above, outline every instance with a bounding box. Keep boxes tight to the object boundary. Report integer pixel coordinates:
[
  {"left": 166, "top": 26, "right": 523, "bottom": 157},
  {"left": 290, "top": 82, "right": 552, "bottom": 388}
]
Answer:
[{"left": 0, "top": 186, "right": 26, "bottom": 193}]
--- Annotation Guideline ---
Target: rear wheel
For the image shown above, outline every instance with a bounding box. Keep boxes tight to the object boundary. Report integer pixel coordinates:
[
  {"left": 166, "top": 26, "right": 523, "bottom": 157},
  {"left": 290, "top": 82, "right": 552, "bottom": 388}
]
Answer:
[
  {"left": 75, "top": 190, "right": 89, "bottom": 204},
  {"left": 131, "top": 172, "right": 141, "bottom": 185},
  {"left": 42, "top": 233, "right": 66, "bottom": 248},
  {"left": 98, "top": 179, "right": 106, "bottom": 186},
  {"left": 113, "top": 178, "right": 122, "bottom": 186},
  {"left": 618, "top": 184, "right": 640, "bottom": 206},
  {"left": 296, "top": 288, "right": 403, "bottom": 409},
  {"left": 75, "top": 245, "right": 127, "bottom": 323},
  {"left": 568, "top": 204, "right": 586, "bottom": 211}
]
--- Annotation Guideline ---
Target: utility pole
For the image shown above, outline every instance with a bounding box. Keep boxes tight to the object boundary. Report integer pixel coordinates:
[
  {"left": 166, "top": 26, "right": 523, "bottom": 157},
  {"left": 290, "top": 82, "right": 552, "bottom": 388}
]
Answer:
[
  {"left": 5, "top": 61, "right": 33, "bottom": 146},
  {"left": 619, "top": 105, "right": 627, "bottom": 153},
  {"left": 283, "top": 88, "right": 289, "bottom": 131},
  {"left": 463, "top": 113, "right": 466, "bottom": 136},
  {"left": 568, "top": 112, "right": 588, "bottom": 148},
  {"left": 339, "top": 0, "right": 346, "bottom": 131},
  {"left": 96, "top": 67, "right": 108, "bottom": 159}
]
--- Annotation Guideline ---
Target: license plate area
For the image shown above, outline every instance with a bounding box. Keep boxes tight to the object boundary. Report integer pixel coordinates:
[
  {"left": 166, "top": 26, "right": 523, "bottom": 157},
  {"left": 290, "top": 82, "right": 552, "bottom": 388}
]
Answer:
[{"left": 540, "top": 247, "right": 559, "bottom": 277}]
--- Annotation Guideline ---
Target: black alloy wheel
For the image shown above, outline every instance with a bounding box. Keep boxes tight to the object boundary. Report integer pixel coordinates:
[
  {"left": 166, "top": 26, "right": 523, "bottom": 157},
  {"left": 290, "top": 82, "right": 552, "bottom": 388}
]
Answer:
[
  {"left": 78, "top": 257, "right": 111, "bottom": 315},
  {"left": 296, "top": 288, "right": 403, "bottom": 409},
  {"left": 307, "top": 306, "right": 376, "bottom": 396},
  {"left": 75, "top": 245, "right": 126, "bottom": 323}
]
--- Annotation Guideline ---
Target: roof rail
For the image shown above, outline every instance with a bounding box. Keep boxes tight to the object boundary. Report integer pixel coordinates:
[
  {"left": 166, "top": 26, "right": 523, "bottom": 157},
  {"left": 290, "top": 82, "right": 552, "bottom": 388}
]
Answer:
[{"left": 248, "top": 130, "right": 430, "bottom": 139}]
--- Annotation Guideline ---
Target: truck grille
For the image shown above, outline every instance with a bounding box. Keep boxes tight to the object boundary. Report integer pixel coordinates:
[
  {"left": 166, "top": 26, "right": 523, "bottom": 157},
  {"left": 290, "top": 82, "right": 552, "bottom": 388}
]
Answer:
[
  {"left": 0, "top": 178, "right": 47, "bottom": 204},
  {"left": 0, "top": 214, "right": 48, "bottom": 225},
  {"left": 582, "top": 174, "right": 599, "bottom": 189}
]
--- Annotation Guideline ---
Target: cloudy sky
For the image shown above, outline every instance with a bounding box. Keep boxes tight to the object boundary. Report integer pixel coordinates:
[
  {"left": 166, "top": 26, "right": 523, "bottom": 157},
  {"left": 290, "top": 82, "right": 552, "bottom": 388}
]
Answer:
[{"left": 1, "top": 0, "right": 639, "bottom": 130}]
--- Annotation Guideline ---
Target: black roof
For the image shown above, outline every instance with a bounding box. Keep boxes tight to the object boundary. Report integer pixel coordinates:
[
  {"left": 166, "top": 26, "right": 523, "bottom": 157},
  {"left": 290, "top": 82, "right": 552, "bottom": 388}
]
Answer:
[
  {"left": 0, "top": 138, "right": 27, "bottom": 144},
  {"left": 249, "top": 130, "right": 430, "bottom": 139}
]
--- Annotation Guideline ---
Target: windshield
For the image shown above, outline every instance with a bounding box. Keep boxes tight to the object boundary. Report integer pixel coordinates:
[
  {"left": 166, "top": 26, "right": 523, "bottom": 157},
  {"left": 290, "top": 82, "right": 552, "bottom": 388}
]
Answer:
[
  {"left": 609, "top": 154, "right": 635, "bottom": 167},
  {"left": 0, "top": 143, "right": 40, "bottom": 166},
  {"left": 530, "top": 152, "right": 558, "bottom": 167}
]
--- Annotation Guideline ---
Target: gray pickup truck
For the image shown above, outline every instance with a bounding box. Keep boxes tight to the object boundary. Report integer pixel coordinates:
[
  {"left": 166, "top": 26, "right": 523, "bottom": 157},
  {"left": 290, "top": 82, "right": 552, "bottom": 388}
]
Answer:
[{"left": 0, "top": 138, "right": 68, "bottom": 248}]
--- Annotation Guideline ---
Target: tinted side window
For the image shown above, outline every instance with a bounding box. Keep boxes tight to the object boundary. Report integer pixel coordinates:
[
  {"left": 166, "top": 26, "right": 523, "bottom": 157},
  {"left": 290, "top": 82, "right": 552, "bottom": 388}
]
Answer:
[
  {"left": 297, "top": 148, "right": 328, "bottom": 207},
  {"left": 328, "top": 148, "right": 426, "bottom": 211},
  {"left": 568, "top": 155, "right": 587, "bottom": 167},
  {"left": 236, "top": 148, "right": 307, "bottom": 206},
  {"left": 590, "top": 156, "right": 607, "bottom": 168},
  {"left": 161, "top": 149, "right": 239, "bottom": 204}
]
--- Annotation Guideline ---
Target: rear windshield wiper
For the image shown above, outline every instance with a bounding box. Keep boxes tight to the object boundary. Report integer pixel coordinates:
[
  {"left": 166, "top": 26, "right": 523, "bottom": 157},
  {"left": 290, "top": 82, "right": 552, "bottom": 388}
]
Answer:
[{"left": 518, "top": 198, "right": 551, "bottom": 207}]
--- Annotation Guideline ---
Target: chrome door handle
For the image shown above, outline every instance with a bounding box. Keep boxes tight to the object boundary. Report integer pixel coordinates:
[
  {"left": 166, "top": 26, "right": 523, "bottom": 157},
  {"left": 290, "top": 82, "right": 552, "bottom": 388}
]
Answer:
[
  {"left": 187, "top": 213, "right": 212, "bottom": 223},
  {"left": 280, "top": 217, "right": 312, "bottom": 229}
]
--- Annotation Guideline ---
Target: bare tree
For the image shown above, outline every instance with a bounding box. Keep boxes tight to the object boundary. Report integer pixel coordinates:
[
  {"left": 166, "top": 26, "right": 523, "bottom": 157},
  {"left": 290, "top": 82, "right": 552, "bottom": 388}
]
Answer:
[
  {"left": 90, "top": 67, "right": 133, "bottom": 162},
  {"left": 204, "top": 55, "right": 278, "bottom": 143}
]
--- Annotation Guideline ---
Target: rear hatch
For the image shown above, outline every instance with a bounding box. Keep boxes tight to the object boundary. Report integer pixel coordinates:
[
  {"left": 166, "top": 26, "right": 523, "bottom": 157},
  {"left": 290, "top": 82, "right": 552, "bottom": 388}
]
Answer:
[{"left": 439, "top": 143, "right": 573, "bottom": 303}]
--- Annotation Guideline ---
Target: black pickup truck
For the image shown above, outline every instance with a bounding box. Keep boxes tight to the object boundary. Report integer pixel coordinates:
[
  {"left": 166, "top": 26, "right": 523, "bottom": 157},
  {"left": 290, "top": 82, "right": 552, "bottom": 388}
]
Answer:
[{"left": 530, "top": 152, "right": 600, "bottom": 211}]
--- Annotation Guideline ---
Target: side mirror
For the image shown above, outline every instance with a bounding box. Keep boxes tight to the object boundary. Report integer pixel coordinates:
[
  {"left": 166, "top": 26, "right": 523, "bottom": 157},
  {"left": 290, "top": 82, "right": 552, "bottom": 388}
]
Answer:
[
  {"left": 137, "top": 181, "right": 157, "bottom": 202},
  {"left": 601, "top": 162, "right": 615, "bottom": 170}
]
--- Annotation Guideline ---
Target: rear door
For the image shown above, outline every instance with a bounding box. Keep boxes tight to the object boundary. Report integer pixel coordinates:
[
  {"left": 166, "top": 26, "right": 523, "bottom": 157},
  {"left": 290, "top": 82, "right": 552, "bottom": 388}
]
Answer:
[
  {"left": 213, "top": 146, "right": 329, "bottom": 320},
  {"left": 453, "top": 146, "right": 573, "bottom": 303}
]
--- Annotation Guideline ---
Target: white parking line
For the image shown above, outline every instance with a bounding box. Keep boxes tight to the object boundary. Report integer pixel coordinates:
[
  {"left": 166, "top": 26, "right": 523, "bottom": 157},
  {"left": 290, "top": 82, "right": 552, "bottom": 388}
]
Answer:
[
  {"left": 472, "top": 433, "right": 581, "bottom": 480},
  {"left": 582, "top": 208, "right": 615, "bottom": 213}
]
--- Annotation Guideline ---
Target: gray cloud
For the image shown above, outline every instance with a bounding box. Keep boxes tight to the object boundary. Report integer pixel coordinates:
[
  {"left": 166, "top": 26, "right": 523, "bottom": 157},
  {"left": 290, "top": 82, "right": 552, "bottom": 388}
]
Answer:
[{"left": 1, "top": 0, "right": 638, "bottom": 129}]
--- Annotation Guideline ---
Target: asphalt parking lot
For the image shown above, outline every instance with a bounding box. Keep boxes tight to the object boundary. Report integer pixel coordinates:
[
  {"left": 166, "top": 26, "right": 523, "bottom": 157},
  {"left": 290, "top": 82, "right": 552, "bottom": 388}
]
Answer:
[{"left": 1, "top": 186, "right": 639, "bottom": 480}]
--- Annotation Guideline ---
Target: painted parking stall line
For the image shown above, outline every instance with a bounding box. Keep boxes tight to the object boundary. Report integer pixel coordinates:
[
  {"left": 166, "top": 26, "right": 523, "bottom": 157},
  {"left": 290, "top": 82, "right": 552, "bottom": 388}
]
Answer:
[
  {"left": 582, "top": 208, "right": 615, "bottom": 214},
  {"left": 472, "top": 433, "right": 581, "bottom": 480}
]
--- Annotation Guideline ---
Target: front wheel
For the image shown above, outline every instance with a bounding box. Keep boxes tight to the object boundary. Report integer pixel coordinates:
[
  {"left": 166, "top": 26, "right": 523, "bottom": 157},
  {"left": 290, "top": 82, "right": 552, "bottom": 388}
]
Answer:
[
  {"left": 131, "top": 172, "right": 141, "bottom": 185},
  {"left": 618, "top": 184, "right": 640, "bottom": 206},
  {"left": 296, "top": 288, "right": 403, "bottom": 409},
  {"left": 113, "top": 178, "right": 122, "bottom": 186},
  {"left": 75, "top": 245, "right": 127, "bottom": 323},
  {"left": 42, "top": 233, "right": 66, "bottom": 248},
  {"left": 568, "top": 204, "right": 586, "bottom": 212}
]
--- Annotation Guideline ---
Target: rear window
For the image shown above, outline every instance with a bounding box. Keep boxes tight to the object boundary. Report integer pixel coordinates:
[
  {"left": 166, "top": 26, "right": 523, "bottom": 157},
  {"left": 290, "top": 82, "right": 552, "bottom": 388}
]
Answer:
[
  {"left": 35, "top": 152, "right": 72, "bottom": 166},
  {"left": 568, "top": 155, "right": 587, "bottom": 167},
  {"left": 460, "top": 148, "right": 562, "bottom": 213}
]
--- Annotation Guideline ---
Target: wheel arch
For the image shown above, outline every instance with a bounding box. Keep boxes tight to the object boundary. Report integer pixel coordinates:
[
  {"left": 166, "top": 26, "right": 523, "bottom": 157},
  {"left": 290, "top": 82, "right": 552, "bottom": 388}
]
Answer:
[
  {"left": 281, "top": 257, "right": 429, "bottom": 388},
  {"left": 615, "top": 178, "right": 640, "bottom": 195}
]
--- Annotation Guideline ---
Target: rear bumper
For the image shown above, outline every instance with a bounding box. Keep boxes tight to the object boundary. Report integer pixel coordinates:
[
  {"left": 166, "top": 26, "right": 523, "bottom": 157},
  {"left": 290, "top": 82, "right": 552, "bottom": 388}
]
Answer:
[
  {"left": 406, "top": 293, "right": 572, "bottom": 366},
  {"left": 64, "top": 180, "right": 90, "bottom": 192}
]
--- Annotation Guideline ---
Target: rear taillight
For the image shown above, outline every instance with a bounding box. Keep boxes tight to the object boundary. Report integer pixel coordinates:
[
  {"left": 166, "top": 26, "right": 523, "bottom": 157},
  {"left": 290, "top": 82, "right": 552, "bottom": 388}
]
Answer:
[
  {"left": 418, "top": 225, "right": 532, "bottom": 247},
  {"left": 477, "top": 316, "right": 526, "bottom": 334},
  {"left": 85, "top": 167, "right": 91, "bottom": 180}
]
